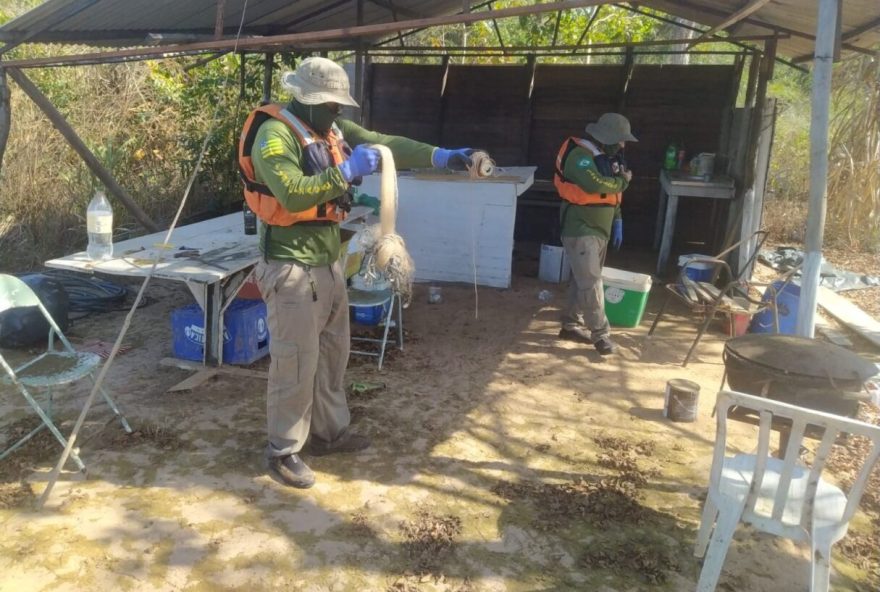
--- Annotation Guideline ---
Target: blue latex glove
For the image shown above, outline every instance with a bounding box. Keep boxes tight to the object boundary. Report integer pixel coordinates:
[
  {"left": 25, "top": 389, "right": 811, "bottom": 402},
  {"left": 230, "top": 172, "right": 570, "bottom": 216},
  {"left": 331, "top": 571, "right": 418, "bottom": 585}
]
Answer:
[
  {"left": 611, "top": 219, "right": 623, "bottom": 251},
  {"left": 432, "top": 148, "right": 476, "bottom": 171},
  {"left": 339, "top": 145, "right": 380, "bottom": 183}
]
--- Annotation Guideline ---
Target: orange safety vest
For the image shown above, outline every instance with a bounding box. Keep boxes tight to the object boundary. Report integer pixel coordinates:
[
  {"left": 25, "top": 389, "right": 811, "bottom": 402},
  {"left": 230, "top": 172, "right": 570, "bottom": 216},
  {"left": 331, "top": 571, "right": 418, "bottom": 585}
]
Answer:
[
  {"left": 553, "top": 137, "right": 622, "bottom": 207},
  {"left": 238, "top": 104, "right": 347, "bottom": 227}
]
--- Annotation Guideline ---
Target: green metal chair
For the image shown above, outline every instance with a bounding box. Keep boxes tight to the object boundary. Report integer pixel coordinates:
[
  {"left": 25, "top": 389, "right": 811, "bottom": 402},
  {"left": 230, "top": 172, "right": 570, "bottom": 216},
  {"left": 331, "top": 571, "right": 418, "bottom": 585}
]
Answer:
[{"left": 0, "top": 274, "right": 131, "bottom": 471}]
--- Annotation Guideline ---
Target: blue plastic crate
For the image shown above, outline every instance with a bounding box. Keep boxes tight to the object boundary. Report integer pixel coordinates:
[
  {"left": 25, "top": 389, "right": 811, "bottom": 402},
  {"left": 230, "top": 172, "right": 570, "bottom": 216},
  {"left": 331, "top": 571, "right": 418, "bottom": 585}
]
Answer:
[{"left": 171, "top": 298, "right": 270, "bottom": 364}]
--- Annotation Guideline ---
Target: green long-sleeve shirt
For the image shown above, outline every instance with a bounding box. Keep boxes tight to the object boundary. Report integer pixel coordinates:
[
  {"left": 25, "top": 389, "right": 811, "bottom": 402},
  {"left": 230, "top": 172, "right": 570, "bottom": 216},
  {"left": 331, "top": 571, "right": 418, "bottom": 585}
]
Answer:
[
  {"left": 251, "top": 104, "right": 436, "bottom": 265},
  {"left": 559, "top": 142, "right": 629, "bottom": 241}
]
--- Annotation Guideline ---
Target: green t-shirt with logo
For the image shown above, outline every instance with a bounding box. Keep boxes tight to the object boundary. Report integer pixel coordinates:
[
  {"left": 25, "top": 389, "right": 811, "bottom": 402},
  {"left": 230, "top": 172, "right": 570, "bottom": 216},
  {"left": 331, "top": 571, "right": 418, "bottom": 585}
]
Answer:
[
  {"left": 250, "top": 103, "right": 436, "bottom": 266},
  {"left": 559, "top": 144, "right": 628, "bottom": 241}
]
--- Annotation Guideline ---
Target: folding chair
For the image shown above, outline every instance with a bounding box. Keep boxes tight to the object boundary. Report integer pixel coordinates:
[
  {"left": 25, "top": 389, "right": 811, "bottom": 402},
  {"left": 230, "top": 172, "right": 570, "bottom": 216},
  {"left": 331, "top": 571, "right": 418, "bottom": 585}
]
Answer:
[
  {"left": 647, "top": 230, "right": 798, "bottom": 366},
  {"left": 0, "top": 274, "right": 131, "bottom": 471},
  {"left": 342, "top": 237, "right": 403, "bottom": 371},
  {"left": 696, "top": 390, "right": 880, "bottom": 591}
]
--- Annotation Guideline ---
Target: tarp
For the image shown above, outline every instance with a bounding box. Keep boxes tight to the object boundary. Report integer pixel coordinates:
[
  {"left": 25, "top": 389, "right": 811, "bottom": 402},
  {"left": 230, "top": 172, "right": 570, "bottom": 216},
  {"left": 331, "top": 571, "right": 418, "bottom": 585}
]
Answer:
[{"left": 759, "top": 247, "right": 880, "bottom": 292}]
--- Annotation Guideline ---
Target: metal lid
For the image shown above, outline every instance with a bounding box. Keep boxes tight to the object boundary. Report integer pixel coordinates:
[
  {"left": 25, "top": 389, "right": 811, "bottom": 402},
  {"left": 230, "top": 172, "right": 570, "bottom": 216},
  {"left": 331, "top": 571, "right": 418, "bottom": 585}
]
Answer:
[{"left": 724, "top": 334, "right": 877, "bottom": 383}]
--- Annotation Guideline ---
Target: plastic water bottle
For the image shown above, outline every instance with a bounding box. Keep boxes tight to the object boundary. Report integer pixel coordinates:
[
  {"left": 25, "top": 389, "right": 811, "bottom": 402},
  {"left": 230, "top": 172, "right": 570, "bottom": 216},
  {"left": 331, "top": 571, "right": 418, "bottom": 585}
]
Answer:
[{"left": 86, "top": 190, "right": 114, "bottom": 261}]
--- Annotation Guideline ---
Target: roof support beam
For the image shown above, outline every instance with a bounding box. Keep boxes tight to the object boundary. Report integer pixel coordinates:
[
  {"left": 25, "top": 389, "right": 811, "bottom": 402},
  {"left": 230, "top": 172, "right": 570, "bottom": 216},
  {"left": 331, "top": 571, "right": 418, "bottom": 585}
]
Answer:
[
  {"left": 671, "top": 0, "right": 874, "bottom": 57},
  {"left": 573, "top": 5, "right": 602, "bottom": 54},
  {"left": 0, "top": 0, "right": 100, "bottom": 56},
  {"left": 5, "top": 67, "right": 160, "bottom": 232},
  {"left": 3, "top": 0, "right": 622, "bottom": 68},
  {"left": 688, "top": 0, "right": 773, "bottom": 46},
  {"left": 797, "top": 0, "right": 840, "bottom": 337}
]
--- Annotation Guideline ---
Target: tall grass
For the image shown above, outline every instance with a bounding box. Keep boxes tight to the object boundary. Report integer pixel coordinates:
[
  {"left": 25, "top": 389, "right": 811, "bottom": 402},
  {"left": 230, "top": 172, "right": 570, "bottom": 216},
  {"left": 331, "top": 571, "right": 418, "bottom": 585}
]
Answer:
[
  {"left": 0, "top": 56, "right": 255, "bottom": 272},
  {"left": 827, "top": 54, "right": 880, "bottom": 251}
]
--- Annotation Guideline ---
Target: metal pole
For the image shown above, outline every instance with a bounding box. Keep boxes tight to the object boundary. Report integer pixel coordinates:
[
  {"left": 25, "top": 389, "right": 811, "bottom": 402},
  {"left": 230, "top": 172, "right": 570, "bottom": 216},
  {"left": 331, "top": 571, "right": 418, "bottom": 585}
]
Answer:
[{"left": 796, "top": 0, "right": 839, "bottom": 337}]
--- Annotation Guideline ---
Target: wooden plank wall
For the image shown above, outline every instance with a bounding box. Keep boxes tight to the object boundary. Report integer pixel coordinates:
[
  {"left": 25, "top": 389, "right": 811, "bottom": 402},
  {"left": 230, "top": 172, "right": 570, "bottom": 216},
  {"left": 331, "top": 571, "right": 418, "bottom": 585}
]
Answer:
[{"left": 367, "top": 63, "right": 736, "bottom": 251}]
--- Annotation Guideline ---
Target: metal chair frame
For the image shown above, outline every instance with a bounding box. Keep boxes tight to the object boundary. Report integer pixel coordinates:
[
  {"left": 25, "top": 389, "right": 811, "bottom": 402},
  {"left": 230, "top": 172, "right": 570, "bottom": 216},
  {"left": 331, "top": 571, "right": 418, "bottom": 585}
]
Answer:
[
  {"left": 0, "top": 274, "right": 131, "bottom": 471},
  {"left": 647, "top": 230, "right": 799, "bottom": 366}
]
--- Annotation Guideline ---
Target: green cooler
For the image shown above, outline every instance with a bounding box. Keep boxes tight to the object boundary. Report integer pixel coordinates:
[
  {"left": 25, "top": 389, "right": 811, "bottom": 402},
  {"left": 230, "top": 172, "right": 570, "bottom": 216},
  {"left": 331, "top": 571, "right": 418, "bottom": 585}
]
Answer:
[{"left": 602, "top": 266, "right": 652, "bottom": 328}]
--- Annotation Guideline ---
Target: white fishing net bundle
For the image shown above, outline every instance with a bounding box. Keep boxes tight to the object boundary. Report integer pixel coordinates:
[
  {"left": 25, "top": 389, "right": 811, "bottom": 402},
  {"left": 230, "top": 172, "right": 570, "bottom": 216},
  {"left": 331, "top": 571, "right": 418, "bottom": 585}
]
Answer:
[{"left": 355, "top": 144, "right": 415, "bottom": 306}]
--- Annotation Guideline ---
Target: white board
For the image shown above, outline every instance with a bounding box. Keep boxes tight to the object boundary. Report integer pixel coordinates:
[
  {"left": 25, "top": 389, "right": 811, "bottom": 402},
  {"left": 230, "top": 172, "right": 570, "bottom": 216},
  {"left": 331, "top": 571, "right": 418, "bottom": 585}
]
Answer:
[{"left": 358, "top": 167, "right": 535, "bottom": 288}]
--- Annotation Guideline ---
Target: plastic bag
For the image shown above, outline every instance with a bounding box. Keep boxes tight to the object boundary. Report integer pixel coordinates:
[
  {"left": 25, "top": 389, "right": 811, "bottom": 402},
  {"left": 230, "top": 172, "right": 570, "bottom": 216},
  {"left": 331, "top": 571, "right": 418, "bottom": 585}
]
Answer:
[{"left": 0, "top": 274, "right": 70, "bottom": 348}]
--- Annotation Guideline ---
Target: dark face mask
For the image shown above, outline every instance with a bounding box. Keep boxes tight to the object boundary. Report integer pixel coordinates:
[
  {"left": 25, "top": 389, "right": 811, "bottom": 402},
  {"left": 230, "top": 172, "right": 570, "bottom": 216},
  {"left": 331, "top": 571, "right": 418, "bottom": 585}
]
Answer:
[
  {"left": 307, "top": 104, "right": 339, "bottom": 134},
  {"left": 603, "top": 143, "right": 622, "bottom": 156}
]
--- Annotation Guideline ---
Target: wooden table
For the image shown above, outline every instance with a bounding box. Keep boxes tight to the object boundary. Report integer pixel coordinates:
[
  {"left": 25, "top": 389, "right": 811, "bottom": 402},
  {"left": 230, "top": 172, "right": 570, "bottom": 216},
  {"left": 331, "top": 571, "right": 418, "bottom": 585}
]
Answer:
[
  {"left": 654, "top": 169, "right": 736, "bottom": 275},
  {"left": 45, "top": 207, "right": 373, "bottom": 369}
]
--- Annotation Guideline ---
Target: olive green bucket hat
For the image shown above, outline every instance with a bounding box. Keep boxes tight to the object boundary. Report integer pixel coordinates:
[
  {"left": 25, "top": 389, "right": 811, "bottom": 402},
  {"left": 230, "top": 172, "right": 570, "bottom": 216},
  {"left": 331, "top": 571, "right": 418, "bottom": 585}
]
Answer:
[
  {"left": 281, "top": 57, "right": 359, "bottom": 107},
  {"left": 585, "top": 113, "right": 638, "bottom": 144}
]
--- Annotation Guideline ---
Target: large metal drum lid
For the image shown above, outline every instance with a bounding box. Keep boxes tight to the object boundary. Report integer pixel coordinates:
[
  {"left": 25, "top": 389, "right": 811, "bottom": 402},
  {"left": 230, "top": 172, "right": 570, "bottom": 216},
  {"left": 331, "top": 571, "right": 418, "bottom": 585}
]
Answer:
[{"left": 724, "top": 334, "right": 877, "bottom": 383}]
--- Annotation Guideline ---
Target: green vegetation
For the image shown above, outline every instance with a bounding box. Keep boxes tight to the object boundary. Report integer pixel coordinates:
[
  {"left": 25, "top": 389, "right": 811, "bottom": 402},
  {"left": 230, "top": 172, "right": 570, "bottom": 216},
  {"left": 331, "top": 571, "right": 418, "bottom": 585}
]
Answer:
[{"left": 0, "top": 2, "right": 877, "bottom": 271}]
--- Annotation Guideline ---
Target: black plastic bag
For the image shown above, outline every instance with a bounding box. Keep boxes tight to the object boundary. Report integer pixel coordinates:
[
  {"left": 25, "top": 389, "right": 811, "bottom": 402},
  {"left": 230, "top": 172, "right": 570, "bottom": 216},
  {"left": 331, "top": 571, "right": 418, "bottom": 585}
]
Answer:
[{"left": 0, "top": 274, "right": 70, "bottom": 348}]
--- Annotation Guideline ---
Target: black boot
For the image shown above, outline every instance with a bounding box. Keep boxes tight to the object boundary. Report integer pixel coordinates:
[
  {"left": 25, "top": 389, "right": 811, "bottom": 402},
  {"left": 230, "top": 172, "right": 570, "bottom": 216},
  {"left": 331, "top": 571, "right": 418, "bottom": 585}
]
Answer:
[{"left": 268, "top": 454, "right": 315, "bottom": 488}]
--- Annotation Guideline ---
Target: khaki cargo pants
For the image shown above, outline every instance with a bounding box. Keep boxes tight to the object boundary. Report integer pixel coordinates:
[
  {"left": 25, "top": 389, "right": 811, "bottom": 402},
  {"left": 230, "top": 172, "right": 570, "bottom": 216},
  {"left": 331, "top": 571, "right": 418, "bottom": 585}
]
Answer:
[
  {"left": 561, "top": 235, "right": 611, "bottom": 340},
  {"left": 255, "top": 258, "right": 350, "bottom": 457}
]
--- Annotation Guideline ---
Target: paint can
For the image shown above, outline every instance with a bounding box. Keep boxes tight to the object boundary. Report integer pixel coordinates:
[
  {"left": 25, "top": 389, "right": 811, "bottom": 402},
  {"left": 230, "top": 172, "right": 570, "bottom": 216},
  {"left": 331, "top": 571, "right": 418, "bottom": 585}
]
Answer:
[
  {"left": 664, "top": 378, "right": 700, "bottom": 422},
  {"left": 428, "top": 285, "right": 443, "bottom": 304}
]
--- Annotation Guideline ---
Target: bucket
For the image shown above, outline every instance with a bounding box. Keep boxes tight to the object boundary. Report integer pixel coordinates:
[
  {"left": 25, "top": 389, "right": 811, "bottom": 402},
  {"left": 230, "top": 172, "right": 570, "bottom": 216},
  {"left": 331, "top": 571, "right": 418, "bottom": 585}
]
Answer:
[
  {"left": 664, "top": 378, "right": 700, "bottom": 422},
  {"left": 678, "top": 254, "right": 714, "bottom": 282},
  {"left": 695, "top": 153, "right": 715, "bottom": 178},
  {"left": 539, "top": 244, "right": 570, "bottom": 283},
  {"left": 749, "top": 281, "right": 800, "bottom": 335}
]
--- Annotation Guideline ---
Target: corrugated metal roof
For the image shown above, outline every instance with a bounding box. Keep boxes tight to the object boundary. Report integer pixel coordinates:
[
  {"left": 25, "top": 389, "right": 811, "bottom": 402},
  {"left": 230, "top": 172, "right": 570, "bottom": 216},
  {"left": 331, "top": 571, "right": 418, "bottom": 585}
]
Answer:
[{"left": 0, "top": 0, "right": 877, "bottom": 60}]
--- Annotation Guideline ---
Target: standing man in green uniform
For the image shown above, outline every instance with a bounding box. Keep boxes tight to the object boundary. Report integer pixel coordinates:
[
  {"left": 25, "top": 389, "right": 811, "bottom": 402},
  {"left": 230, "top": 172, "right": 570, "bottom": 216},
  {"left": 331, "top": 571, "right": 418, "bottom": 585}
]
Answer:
[
  {"left": 552, "top": 113, "right": 637, "bottom": 355},
  {"left": 239, "top": 57, "right": 479, "bottom": 488}
]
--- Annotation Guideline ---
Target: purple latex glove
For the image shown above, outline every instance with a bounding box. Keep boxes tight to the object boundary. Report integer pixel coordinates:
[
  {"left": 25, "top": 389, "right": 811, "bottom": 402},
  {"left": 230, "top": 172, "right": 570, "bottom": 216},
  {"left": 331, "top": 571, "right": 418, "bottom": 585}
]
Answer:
[
  {"left": 338, "top": 145, "right": 380, "bottom": 183},
  {"left": 611, "top": 219, "right": 623, "bottom": 251}
]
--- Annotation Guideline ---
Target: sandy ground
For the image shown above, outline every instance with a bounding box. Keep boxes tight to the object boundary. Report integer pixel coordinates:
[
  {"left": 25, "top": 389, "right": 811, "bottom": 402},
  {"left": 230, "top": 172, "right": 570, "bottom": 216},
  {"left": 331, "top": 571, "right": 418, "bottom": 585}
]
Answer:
[{"left": 0, "top": 248, "right": 878, "bottom": 592}]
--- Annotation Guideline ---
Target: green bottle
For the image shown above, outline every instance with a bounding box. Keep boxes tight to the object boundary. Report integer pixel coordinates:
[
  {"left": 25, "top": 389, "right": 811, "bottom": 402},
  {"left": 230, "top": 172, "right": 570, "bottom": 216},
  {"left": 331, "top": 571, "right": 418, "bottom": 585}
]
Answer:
[{"left": 664, "top": 143, "right": 677, "bottom": 170}]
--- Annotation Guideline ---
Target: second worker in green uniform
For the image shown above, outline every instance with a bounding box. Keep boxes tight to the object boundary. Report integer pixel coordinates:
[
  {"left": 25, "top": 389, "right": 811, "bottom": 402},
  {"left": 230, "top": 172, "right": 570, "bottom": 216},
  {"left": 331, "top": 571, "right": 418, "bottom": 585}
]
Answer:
[{"left": 553, "top": 113, "right": 637, "bottom": 356}]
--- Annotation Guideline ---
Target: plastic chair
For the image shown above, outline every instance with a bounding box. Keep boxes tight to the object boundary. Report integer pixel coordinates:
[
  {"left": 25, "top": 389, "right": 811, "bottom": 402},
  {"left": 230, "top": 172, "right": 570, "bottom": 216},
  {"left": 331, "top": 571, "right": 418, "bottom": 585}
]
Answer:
[
  {"left": 647, "top": 230, "right": 798, "bottom": 366},
  {"left": 0, "top": 274, "right": 131, "bottom": 471},
  {"left": 342, "top": 237, "right": 403, "bottom": 371},
  {"left": 695, "top": 389, "right": 880, "bottom": 592}
]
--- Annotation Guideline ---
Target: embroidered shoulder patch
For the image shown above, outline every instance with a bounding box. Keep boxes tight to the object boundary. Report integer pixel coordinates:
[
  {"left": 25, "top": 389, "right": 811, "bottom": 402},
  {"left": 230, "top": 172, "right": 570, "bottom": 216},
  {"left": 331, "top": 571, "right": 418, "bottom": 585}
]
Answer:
[{"left": 577, "top": 157, "right": 592, "bottom": 168}]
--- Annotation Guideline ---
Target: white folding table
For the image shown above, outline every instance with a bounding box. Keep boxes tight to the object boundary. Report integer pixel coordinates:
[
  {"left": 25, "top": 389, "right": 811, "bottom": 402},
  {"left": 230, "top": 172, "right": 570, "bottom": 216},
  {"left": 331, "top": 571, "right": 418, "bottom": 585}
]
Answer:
[{"left": 45, "top": 207, "right": 373, "bottom": 371}]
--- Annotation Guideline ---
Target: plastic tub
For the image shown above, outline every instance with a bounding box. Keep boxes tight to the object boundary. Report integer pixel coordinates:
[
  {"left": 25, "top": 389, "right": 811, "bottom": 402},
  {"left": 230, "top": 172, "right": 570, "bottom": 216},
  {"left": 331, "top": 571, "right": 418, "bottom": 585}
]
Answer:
[
  {"left": 538, "top": 244, "right": 570, "bottom": 283},
  {"left": 749, "top": 281, "right": 800, "bottom": 335},
  {"left": 678, "top": 254, "right": 714, "bottom": 282}
]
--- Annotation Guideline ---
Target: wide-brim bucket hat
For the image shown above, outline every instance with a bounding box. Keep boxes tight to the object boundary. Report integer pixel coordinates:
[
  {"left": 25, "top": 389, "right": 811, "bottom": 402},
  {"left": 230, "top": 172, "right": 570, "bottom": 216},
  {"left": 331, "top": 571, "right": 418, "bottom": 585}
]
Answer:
[
  {"left": 281, "top": 57, "right": 359, "bottom": 107},
  {"left": 585, "top": 113, "right": 638, "bottom": 144}
]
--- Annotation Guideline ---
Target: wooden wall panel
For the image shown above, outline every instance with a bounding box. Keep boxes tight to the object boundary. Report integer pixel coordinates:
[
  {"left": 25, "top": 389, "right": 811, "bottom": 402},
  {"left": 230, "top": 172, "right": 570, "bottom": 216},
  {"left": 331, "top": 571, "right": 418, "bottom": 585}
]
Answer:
[
  {"left": 368, "top": 64, "right": 443, "bottom": 145},
  {"left": 366, "top": 63, "right": 737, "bottom": 252}
]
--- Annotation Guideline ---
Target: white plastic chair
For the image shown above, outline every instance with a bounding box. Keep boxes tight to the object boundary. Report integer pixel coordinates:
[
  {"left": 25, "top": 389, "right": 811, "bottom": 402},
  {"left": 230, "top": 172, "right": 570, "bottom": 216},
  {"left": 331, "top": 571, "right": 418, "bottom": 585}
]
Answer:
[
  {"left": 0, "top": 274, "right": 132, "bottom": 471},
  {"left": 342, "top": 236, "right": 403, "bottom": 371},
  {"left": 695, "top": 389, "right": 880, "bottom": 591}
]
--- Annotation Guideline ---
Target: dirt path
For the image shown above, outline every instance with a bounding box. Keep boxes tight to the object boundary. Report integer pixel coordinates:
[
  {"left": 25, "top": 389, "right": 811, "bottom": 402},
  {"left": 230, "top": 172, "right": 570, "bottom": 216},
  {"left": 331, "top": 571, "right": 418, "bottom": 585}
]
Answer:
[{"left": 0, "top": 273, "right": 877, "bottom": 591}]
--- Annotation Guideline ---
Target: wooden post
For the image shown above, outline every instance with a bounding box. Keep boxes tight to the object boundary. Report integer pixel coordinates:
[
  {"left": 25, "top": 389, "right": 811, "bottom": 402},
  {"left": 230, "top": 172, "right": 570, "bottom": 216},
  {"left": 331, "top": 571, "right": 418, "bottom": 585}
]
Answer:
[
  {"left": 6, "top": 68, "right": 159, "bottom": 232},
  {"left": 617, "top": 46, "right": 635, "bottom": 112},
  {"left": 521, "top": 54, "right": 537, "bottom": 165},
  {"left": 354, "top": 0, "right": 366, "bottom": 123},
  {"left": 0, "top": 68, "right": 10, "bottom": 176},
  {"left": 214, "top": 0, "right": 226, "bottom": 40},
  {"left": 262, "top": 52, "right": 275, "bottom": 104},
  {"left": 797, "top": 0, "right": 840, "bottom": 337}
]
